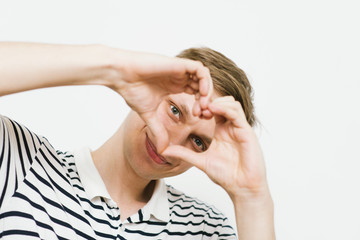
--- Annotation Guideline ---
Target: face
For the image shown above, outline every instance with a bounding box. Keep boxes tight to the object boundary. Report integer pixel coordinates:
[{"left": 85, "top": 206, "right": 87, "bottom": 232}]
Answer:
[{"left": 122, "top": 92, "right": 217, "bottom": 180}]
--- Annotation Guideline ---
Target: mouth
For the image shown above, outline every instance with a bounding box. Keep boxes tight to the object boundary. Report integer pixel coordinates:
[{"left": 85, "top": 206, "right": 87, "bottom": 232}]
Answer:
[{"left": 145, "top": 134, "right": 169, "bottom": 165}]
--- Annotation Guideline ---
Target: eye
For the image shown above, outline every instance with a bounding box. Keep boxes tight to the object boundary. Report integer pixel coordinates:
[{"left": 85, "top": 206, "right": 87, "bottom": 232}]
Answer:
[
  {"left": 191, "top": 136, "right": 206, "bottom": 152},
  {"left": 170, "top": 104, "right": 180, "bottom": 119}
]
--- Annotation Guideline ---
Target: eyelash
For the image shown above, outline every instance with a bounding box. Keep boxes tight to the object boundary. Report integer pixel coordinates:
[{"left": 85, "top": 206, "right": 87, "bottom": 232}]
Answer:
[
  {"left": 170, "top": 104, "right": 180, "bottom": 119},
  {"left": 191, "top": 136, "right": 206, "bottom": 152},
  {"left": 169, "top": 101, "right": 207, "bottom": 152}
]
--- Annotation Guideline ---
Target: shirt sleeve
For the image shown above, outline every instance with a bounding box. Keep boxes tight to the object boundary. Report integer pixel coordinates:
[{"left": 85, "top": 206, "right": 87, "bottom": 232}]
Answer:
[
  {"left": 217, "top": 216, "right": 237, "bottom": 240},
  {"left": 0, "top": 114, "right": 44, "bottom": 208}
]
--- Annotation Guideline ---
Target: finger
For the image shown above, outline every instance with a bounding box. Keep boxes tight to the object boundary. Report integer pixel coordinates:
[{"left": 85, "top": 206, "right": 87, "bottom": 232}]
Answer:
[
  {"left": 199, "top": 68, "right": 213, "bottom": 110},
  {"left": 146, "top": 116, "right": 169, "bottom": 153},
  {"left": 195, "top": 92, "right": 201, "bottom": 100},
  {"left": 184, "top": 86, "right": 196, "bottom": 95},
  {"left": 188, "top": 73, "right": 193, "bottom": 80},
  {"left": 211, "top": 105, "right": 241, "bottom": 127},
  {"left": 192, "top": 93, "right": 202, "bottom": 117},
  {"left": 210, "top": 96, "right": 239, "bottom": 115},
  {"left": 211, "top": 96, "right": 245, "bottom": 119},
  {"left": 181, "top": 59, "right": 213, "bottom": 110},
  {"left": 197, "top": 67, "right": 212, "bottom": 98},
  {"left": 189, "top": 80, "right": 199, "bottom": 91},
  {"left": 200, "top": 109, "right": 213, "bottom": 119},
  {"left": 208, "top": 100, "right": 249, "bottom": 128},
  {"left": 209, "top": 102, "right": 246, "bottom": 123},
  {"left": 168, "top": 59, "right": 201, "bottom": 85},
  {"left": 211, "top": 95, "right": 235, "bottom": 103},
  {"left": 162, "top": 145, "right": 206, "bottom": 171},
  {"left": 192, "top": 100, "right": 201, "bottom": 117},
  {"left": 181, "top": 58, "right": 204, "bottom": 75}
]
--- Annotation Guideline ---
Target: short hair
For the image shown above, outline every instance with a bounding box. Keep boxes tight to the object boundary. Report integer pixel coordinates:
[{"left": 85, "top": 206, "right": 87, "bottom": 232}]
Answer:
[{"left": 177, "top": 47, "right": 256, "bottom": 126}]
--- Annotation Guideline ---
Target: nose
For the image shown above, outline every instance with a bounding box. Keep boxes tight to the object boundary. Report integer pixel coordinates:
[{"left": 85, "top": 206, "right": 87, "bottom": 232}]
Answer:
[
  {"left": 147, "top": 116, "right": 192, "bottom": 154},
  {"left": 164, "top": 122, "right": 191, "bottom": 149}
]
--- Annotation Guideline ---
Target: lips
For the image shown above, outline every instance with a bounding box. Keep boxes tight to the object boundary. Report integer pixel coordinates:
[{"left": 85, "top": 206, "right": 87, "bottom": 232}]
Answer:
[{"left": 145, "top": 134, "right": 169, "bottom": 165}]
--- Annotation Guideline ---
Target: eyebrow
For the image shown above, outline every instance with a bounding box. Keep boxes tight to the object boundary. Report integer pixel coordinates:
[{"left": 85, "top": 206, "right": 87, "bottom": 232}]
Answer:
[
  {"left": 179, "top": 103, "right": 190, "bottom": 117},
  {"left": 177, "top": 102, "right": 213, "bottom": 147}
]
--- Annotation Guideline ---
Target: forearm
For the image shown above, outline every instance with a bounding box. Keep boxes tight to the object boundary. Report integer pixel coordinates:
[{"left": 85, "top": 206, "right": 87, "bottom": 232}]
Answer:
[
  {"left": 232, "top": 191, "right": 275, "bottom": 240},
  {"left": 0, "top": 42, "right": 118, "bottom": 97}
]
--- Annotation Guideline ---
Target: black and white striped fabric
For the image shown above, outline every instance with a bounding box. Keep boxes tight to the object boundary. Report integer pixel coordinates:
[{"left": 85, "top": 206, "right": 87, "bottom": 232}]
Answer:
[{"left": 0, "top": 115, "right": 236, "bottom": 239}]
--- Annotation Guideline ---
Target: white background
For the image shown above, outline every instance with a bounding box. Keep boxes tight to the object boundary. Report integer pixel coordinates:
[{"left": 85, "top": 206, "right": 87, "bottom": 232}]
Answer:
[{"left": 0, "top": 0, "right": 359, "bottom": 239}]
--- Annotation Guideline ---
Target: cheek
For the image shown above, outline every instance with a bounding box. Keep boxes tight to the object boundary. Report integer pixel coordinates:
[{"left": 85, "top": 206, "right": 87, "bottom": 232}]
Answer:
[{"left": 123, "top": 112, "right": 146, "bottom": 152}]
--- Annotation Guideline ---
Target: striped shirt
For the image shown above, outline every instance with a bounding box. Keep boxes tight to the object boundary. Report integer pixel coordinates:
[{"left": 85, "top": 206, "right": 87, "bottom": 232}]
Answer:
[{"left": 0, "top": 115, "right": 236, "bottom": 239}]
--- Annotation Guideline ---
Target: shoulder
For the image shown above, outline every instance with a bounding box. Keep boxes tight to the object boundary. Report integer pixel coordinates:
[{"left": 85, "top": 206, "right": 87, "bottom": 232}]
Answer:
[
  {"left": 0, "top": 114, "right": 76, "bottom": 176},
  {"left": 0, "top": 114, "right": 44, "bottom": 146}
]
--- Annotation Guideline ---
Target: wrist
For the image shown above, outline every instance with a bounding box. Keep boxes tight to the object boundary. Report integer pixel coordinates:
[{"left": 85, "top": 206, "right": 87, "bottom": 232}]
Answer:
[
  {"left": 78, "top": 44, "right": 124, "bottom": 89},
  {"left": 233, "top": 192, "right": 273, "bottom": 211},
  {"left": 233, "top": 193, "right": 276, "bottom": 240},
  {"left": 228, "top": 184, "right": 273, "bottom": 205}
]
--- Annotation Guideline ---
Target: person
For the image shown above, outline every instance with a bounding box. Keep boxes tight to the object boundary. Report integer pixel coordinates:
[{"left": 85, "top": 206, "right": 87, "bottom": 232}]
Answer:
[{"left": 0, "top": 42, "right": 275, "bottom": 240}]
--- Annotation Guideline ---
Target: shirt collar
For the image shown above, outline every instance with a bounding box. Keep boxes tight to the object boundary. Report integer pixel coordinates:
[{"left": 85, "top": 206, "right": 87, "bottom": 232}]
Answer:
[
  {"left": 74, "top": 148, "right": 112, "bottom": 201},
  {"left": 143, "top": 179, "right": 170, "bottom": 222},
  {"left": 74, "top": 148, "right": 170, "bottom": 222}
]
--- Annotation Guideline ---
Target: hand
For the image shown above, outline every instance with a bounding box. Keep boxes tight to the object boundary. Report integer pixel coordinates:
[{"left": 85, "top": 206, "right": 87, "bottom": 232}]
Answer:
[
  {"left": 163, "top": 96, "right": 269, "bottom": 201},
  {"left": 110, "top": 50, "right": 213, "bottom": 151}
]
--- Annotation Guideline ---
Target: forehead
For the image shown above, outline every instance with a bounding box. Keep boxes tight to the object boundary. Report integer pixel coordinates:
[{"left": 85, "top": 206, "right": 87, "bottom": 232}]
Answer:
[
  {"left": 168, "top": 90, "right": 221, "bottom": 122},
  {"left": 169, "top": 91, "right": 221, "bottom": 106}
]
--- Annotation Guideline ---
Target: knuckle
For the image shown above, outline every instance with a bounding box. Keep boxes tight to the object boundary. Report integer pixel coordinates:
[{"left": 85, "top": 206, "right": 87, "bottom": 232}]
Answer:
[
  {"left": 196, "top": 60, "right": 204, "bottom": 67},
  {"left": 223, "top": 95, "right": 234, "bottom": 101}
]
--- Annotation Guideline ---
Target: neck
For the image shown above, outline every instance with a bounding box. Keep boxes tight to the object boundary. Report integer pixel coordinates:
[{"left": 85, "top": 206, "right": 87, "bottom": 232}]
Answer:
[{"left": 91, "top": 125, "right": 154, "bottom": 207}]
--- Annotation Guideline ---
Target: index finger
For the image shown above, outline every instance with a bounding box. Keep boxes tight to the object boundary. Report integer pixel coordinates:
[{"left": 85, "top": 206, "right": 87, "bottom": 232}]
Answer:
[
  {"left": 181, "top": 59, "right": 213, "bottom": 104},
  {"left": 162, "top": 145, "right": 207, "bottom": 171}
]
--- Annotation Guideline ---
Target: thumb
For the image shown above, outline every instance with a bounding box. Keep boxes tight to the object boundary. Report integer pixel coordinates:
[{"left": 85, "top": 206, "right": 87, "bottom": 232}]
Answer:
[
  {"left": 146, "top": 116, "right": 169, "bottom": 154},
  {"left": 162, "top": 145, "right": 206, "bottom": 171}
]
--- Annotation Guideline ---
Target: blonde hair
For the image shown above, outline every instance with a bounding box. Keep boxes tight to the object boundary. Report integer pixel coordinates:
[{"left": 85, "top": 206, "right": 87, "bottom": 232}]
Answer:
[{"left": 177, "top": 48, "right": 256, "bottom": 126}]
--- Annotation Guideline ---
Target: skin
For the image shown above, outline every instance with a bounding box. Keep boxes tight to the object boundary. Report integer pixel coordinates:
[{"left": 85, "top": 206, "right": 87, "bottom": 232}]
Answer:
[
  {"left": 122, "top": 93, "right": 217, "bottom": 180},
  {"left": 91, "top": 92, "right": 219, "bottom": 218},
  {"left": 0, "top": 42, "right": 275, "bottom": 240}
]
